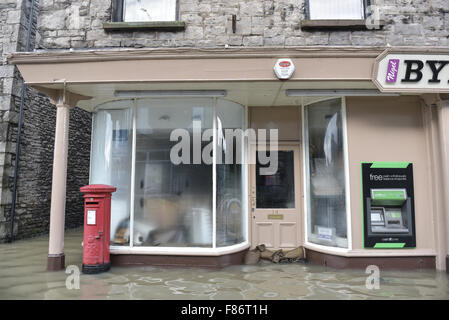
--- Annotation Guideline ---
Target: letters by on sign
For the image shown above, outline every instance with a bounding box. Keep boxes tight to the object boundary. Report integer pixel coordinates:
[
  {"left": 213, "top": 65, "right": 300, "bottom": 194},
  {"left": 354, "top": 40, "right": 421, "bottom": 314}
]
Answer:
[
  {"left": 373, "top": 51, "right": 449, "bottom": 93},
  {"left": 401, "top": 60, "right": 449, "bottom": 83}
]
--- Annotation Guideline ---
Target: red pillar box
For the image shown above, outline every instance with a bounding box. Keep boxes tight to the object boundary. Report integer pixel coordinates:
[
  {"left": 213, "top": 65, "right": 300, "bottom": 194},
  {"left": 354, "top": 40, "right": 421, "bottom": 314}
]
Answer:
[{"left": 80, "top": 184, "right": 116, "bottom": 274}]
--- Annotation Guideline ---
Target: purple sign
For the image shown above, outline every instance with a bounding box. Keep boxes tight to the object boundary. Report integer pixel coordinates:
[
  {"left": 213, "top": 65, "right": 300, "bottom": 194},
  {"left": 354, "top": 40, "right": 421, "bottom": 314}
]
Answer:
[{"left": 386, "top": 59, "right": 400, "bottom": 83}]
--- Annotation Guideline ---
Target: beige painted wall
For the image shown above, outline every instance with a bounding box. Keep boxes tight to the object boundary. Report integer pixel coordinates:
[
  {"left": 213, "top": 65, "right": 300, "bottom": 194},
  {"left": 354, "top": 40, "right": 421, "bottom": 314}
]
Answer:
[
  {"left": 346, "top": 96, "right": 436, "bottom": 252},
  {"left": 249, "top": 106, "right": 301, "bottom": 141}
]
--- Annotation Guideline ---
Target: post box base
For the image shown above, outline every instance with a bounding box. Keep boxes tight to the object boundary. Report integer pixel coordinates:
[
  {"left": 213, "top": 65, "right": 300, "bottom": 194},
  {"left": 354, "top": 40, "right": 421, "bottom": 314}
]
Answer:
[{"left": 82, "top": 262, "right": 111, "bottom": 274}]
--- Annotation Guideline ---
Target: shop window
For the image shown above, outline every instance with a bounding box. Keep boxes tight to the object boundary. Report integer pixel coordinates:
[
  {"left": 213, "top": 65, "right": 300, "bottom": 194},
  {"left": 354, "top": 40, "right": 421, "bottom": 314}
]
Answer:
[
  {"left": 133, "top": 98, "right": 213, "bottom": 247},
  {"left": 304, "top": 98, "right": 349, "bottom": 248},
  {"left": 90, "top": 102, "right": 134, "bottom": 246},
  {"left": 92, "top": 98, "right": 247, "bottom": 250},
  {"left": 112, "top": 0, "right": 178, "bottom": 22},
  {"left": 306, "top": 0, "right": 367, "bottom": 20},
  {"left": 216, "top": 100, "right": 246, "bottom": 247}
]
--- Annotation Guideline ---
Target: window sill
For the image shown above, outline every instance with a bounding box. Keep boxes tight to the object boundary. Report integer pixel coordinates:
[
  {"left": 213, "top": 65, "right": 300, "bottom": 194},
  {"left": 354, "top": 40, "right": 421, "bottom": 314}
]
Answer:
[
  {"left": 103, "top": 21, "right": 186, "bottom": 32},
  {"left": 301, "top": 19, "right": 385, "bottom": 31}
]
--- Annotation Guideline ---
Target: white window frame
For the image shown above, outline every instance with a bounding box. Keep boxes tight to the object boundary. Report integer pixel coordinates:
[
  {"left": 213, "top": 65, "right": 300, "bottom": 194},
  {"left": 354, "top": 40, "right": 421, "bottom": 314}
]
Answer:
[{"left": 301, "top": 96, "right": 353, "bottom": 254}]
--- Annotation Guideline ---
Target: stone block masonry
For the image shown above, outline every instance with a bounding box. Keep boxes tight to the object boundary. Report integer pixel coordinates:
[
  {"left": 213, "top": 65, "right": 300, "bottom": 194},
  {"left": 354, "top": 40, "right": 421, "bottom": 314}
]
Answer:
[
  {"left": 34, "top": 0, "right": 449, "bottom": 49},
  {"left": 1, "top": 87, "right": 91, "bottom": 241},
  {"left": 0, "top": 0, "right": 92, "bottom": 242}
]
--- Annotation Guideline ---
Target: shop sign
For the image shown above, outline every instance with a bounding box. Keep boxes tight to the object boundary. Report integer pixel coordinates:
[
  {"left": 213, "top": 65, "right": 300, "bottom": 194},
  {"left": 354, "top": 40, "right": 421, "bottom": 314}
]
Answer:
[
  {"left": 317, "top": 226, "right": 333, "bottom": 242},
  {"left": 373, "top": 50, "right": 449, "bottom": 93},
  {"left": 274, "top": 58, "right": 295, "bottom": 80}
]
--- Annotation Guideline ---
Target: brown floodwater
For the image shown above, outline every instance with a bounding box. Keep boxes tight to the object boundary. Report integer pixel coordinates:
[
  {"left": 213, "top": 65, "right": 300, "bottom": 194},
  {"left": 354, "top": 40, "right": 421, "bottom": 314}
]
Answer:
[{"left": 0, "top": 227, "right": 448, "bottom": 300}]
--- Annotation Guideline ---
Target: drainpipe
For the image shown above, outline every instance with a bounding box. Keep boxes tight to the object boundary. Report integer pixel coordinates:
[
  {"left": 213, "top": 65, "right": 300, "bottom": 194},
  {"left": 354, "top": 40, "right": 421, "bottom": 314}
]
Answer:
[{"left": 8, "top": 0, "right": 36, "bottom": 242}]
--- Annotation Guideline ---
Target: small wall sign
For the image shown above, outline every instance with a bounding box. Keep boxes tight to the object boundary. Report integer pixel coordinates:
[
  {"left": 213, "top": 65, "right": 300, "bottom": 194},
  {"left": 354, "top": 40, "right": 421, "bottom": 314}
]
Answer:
[
  {"left": 373, "top": 49, "right": 449, "bottom": 93},
  {"left": 317, "top": 226, "right": 333, "bottom": 242},
  {"left": 274, "top": 58, "right": 295, "bottom": 80}
]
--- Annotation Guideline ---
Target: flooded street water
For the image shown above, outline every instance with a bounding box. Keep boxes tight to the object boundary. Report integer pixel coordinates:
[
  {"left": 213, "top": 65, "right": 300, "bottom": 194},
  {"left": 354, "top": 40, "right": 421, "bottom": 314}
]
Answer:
[{"left": 0, "top": 227, "right": 448, "bottom": 300}]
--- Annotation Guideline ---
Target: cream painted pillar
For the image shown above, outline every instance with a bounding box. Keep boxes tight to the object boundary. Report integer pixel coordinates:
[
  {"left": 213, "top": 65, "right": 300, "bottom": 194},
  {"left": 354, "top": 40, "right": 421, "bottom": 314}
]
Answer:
[
  {"left": 437, "top": 99, "right": 449, "bottom": 274},
  {"left": 36, "top": 87, "right": 91, "bottom": 271},
  {"left": 421, "top": 94, "right": 449, "bottom": 272},
  {"left": 47, "top": 101, "right": 71, "bottom": 271}
]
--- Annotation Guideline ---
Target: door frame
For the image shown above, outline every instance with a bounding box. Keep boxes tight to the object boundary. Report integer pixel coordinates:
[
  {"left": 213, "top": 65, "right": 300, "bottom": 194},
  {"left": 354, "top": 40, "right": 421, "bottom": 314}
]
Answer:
[{"left": 248, "top": 142, "right": 304, "bottom": 249}]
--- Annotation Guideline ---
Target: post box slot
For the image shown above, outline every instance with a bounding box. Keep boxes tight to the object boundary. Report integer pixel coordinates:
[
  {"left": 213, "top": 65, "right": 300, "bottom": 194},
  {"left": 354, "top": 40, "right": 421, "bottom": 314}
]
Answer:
[{"left": 85, "top": 201, "right": 99, "bottom": 205}]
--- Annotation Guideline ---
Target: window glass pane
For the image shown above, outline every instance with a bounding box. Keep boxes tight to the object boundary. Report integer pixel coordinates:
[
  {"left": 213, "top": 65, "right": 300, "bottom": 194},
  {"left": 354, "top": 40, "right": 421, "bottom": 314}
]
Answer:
[
  {"left": 309, "top": 0, "right": 364, "bottom": 20},
  {"left": 216, "top": 99, "right": 246, "bottom": 247},
  {"left": 256, "top": 151, "right": 295, "bottom": 209},
  {"left": 124, "top": 0, "right": 177, "bottom": 22},
  {"left": 133, "top": 98, "right": 213, "bottom": 247},
  {"left": 304, "top": 98, "right": 348, "bottom": 248},
  {"left": 90, "top": 102, "right": 133, "bottom": 246}
]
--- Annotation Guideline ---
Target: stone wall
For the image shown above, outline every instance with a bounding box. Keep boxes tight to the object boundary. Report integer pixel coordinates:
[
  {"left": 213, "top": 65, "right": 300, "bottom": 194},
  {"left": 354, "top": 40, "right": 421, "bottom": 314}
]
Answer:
[
  {"left": 0, "top": 0, "right": 92, "bottom": 242},
  {"left": 0, "top": 0, "right": 28, "bottom": 241},
  {"left": 2, "top": 88, "right": 91, "bottom": 241},
  {"left": 36, "top": 0, "right": 449, "bottom": 50}
]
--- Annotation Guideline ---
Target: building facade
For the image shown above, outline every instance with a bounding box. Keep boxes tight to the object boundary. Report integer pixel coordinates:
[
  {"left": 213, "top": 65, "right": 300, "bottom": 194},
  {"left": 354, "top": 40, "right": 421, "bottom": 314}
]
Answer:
[
  {"left": 0, "top": 0, "right": 91, "bottom": 242},
  {"left": 3, "top": 0, "right": 449, "bottom": 272}
]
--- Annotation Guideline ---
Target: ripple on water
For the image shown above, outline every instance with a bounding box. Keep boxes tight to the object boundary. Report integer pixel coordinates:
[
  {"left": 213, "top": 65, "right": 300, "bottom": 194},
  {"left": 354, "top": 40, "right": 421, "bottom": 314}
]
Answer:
[
  {"left": 165, "top": 279, "right": 217, "bottom": 297},
  {"left": 1, "top": 228, "right": 449, "bottom": 300},
  {"left": 263, "top": 292, "right": 279, "bottom": 298}
]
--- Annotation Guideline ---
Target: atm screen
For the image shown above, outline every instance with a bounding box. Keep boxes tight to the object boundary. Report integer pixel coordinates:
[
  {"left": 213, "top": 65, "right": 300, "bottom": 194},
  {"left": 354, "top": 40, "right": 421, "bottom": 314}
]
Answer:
[{"left": 370, "top": 208, "right": 385, "bottom": 227}]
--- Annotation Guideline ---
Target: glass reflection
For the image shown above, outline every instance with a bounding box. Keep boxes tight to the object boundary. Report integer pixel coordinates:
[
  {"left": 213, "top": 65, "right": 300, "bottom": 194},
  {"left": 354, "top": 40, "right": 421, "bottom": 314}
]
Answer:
[
  {"left": 133, "top": 98, "right": 213, "bottom": 247},
  {"left": 256, "top": 151, "right": 295, "bottom": 209},
  {"left": 305, "top": 98, "right": 348, "bottom": 248},
  {"left": 91, "top": 98, "right": 247, "bottom": 249},
  {"left": 123, "top": 0, "right": 177, "bottom": 22},
  {"left": 90, "top": 104, "right": 133, "bottom": 246},
  {"left": 216, "top": 100, "right": 246, "bottom": 247},
  {"left": 308, "top": 0, "right": 364, "bottom": 20}
]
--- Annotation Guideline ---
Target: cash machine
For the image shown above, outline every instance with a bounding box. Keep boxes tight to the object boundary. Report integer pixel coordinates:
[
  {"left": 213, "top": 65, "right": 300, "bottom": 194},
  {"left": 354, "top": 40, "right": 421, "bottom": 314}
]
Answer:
[
  {"left": 367, "top": 188, "right": 411, "bottom": 234},
  {"left": 361, "top": 163, "right": 416, "bottom": 248}
]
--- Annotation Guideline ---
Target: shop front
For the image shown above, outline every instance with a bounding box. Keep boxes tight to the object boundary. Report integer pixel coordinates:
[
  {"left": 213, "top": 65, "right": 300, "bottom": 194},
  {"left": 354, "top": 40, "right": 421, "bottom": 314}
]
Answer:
[
  {"left": 91, "top": 97, "right": 249, "bottom": 266},
  {"left": 8, "top": 47, "right": 449, "bottom": 271}
]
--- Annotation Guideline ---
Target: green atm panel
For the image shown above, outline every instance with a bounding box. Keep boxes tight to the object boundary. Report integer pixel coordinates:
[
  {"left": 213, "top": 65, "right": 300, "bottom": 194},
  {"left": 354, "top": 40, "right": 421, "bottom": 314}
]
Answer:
[{"left": 361, "top": 163, "right": 416, "bottom": 248}]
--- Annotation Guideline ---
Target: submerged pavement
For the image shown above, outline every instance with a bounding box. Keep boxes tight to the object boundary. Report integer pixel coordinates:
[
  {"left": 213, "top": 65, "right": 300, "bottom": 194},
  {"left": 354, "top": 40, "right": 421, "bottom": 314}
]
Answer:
[{"left": 0, "top": 228, "right": 448, "bottom": 300}]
